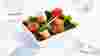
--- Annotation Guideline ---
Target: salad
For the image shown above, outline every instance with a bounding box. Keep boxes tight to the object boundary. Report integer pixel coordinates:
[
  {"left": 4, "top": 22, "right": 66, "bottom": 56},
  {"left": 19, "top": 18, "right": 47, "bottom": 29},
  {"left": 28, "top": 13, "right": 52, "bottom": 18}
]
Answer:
[{"left": 22, "top": 8, "right": 78, "bottom": 41}]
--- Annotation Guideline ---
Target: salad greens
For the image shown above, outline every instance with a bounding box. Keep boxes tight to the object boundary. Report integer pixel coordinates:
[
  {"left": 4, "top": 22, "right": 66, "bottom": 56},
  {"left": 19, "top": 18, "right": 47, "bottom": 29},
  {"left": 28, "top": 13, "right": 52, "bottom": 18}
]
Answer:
[
  {"left": 64, "top": 15, "right": 78, "bottom": 31},
  {"left": 64, "top": 15, "right": 72, "bottom": 23}
]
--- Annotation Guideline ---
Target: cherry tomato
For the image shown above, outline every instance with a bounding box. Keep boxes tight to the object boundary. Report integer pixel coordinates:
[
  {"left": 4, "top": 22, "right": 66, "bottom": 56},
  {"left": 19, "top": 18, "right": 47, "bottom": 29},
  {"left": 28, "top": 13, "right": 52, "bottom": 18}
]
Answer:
[
  {"left": 52, "top": 8, "right": 62, "bottom": 17},
  {"left": 28, "top": 23, "right": 38, "bottom": 32},
  {"left": 30, "top": 26, "right": 37, "bottom": 32}
]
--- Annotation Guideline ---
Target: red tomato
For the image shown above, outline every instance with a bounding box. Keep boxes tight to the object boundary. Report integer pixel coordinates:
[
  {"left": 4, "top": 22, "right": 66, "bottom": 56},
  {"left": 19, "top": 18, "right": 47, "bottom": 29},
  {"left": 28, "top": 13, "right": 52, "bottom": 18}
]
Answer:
[
  {"left": 28, "top": 23, "right": 38, "bottom": 32},
  {"left": 30, "top": 27, "right": 37, "bottom": 32},
  {"left": 52, "top": 8, "right": 62, "bottom": 17}
]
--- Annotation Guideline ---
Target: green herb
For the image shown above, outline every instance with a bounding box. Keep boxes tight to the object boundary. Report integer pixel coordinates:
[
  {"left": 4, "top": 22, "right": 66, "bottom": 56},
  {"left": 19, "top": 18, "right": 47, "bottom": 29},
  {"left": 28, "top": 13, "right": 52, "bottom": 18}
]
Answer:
[
  {"left": 64, "top": 15, "right": 72, "bottom": 23},
  {"left": 29, "top": 16, "right": 37, "bottom": 22}
]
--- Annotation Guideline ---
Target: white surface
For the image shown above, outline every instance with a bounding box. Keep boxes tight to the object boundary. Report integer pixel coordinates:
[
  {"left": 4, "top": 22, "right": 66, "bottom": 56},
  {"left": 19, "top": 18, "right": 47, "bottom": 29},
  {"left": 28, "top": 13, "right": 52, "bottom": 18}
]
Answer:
[
  {"left": 40, "top": 48, "right": 64, "bottom": 56},
  {"left": 0, "top": 48, "right": 8, "bottom": 56},
  {"left": 0, "top": 40, "right": 16, "bottom": 48}
]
